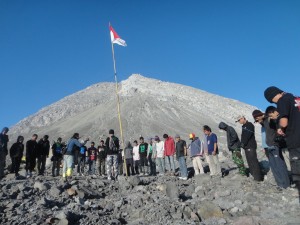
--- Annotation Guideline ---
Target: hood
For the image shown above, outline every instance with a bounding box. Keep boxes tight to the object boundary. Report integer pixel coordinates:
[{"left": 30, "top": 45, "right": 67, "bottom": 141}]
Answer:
[
  {"left": 125, "top": 141, "right": 132, "bottom": 148},
  {"left": 1, "top": 127, "right": 9, "bottom": 134},
  {"left": 17, "top": 136, "right": 24, "bottom": 143},
  {"left": 218, "top": 122, "right": 228, "bottom": 130}
]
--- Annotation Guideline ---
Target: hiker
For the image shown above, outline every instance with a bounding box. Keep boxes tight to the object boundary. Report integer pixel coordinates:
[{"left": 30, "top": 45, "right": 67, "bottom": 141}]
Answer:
[
  {"left": 264, "top": 86, "right": 300, "bottom": 191},
  {"left": 0, "top": 127, "right": 9, "bottom": 179},
  {"left": 25, "top": 134, "right": 39, "bottom": 178},
  {"left": 252, "top": 109, "right": 290, "bottom": 188},
  {"left": 9, "top": 136, "right": 24, "bottom": 178},
  {"left": 37, "top": 135, "right": 50, "bottom": 175},
  {"left": 105, "top": 129, "right": 120, "bottom": 180},
  {"left": 51, "top": 137, "right": 64, "bottom": 177},
  {"left": 218, "top": 122, "right": 247, "bottom": 176},
  {"left": 88, "top": 142, "right": 97, "bottom": 175},
  {"left": 132, "top": 140, "right": 140, "bottom": 175},
  {"left": 123, "top": 141, "right": 134, "bottom": 176},
  {"left": 236, "top": 115, "right": 263, "bottom": 181},
  {"left": 97, "top": 140, "right": 106, "bottom": 176},
  {"left": 155, "top": 136, "right": 165, "bottom": 176},
  {"left": 148, "top": 138, "right": 156, "bottom": 176},
  {"left": 203, "top": 125, "right": 221, "bottom": 176},
  {"left": 139, "top": 137, "right": 149, "bottom": 175},
  {"left": 63, "top": 133, "right": 89, "bottom": 181},
  {"left": 163, "top": 134, "right": 176, "bottom": 175},
  {"left": 77, "top": 144, "right": 87, "bottom": 176},
  {"left": 175, "top": 134, "right": 188, "bottom": 180},
  {"left": 189, "top": 133, "right": 205, "bottom": 175}
]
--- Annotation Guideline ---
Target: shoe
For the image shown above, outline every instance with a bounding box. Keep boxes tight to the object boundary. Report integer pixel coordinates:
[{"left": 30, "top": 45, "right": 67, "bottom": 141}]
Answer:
[
  {"left": 108, "top": 177, "right": 112, "bottom": 180},
  {"left": 145, "top": 173, "right": 149, "bottom": 176},
  {"left": 181, "top": 177, "right": 188, "bottom": 181},
  {"left": 81, "top": 173, "right": 85, "bottom": 176},
  {"left": 140, "top": 173, "right": 144, "bottom": 175}
]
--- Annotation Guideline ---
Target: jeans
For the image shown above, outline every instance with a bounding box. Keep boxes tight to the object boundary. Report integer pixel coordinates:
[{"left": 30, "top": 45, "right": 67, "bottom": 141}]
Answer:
[
  {"left": 89, "top": 160, "right": 96, "bottom": 175},
  {"left": 156, "top": 157, "right": 165, "bottom": 174},
  {"left": 37, "top": 155, "right": 47, "bottom": 175},
  {"left": 77, "top": 156, "right": 85, "bottom": 174},
  {"left": 106, "top": 155, "right": 118, "bottom": 179},
  {"left": 149, "top": 157, "right": 156, "bottom": 175},
  {"left": 178, "top": 156, "right": 187, "bottom": 178},
  {"left": 63, "top": 155, "right": 74, "bottom": 178},
  {"left": 52, "top": 156, "right": 62, "bottom": 176},
  {"left": 165, "top": 155, "right": 175, "bottom": 172}
]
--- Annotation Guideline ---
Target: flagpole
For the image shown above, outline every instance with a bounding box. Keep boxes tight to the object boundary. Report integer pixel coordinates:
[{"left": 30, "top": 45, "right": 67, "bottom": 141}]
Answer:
[{"left": 110, "top": 24, "right": 128, "bottom": 177}]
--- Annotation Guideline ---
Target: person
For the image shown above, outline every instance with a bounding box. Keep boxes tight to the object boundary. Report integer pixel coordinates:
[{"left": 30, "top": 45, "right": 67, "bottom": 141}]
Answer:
[
  {"left": 77, "top": 143, "right": 87, "bottom": 176},
  {"left": 218, "top": 122, "right": 247, "bottom": 176},
  {"left": 51, "top": 137, "right": 64, "bottom": 177},
  {"left": 132, "top": 140, "right": 140, "bottom": 175},
  {"left": 63, "top": 133, "right": 89, "bottom": 181},
  {"left": 163, "top": 134, "right": 176, "bottom": 175},
  {"left": 97, "top": 140, "right": 106, "bottom": 176},
  {"left": 203, "top": 126, "right": 221, "bottom": 176},
  {"left": 155, "top": 136, "right": 165, "bottom": 176},
  {"left": 139, "top": 137, "right": 149, "bottom": 175},
  {"left": 0, "top": 127, "right": 9, "bottom": 178},
  {"left": 175, "top": 134, "right": 188, "bottom": 180},
  {"left": 118, "top": 145, "right": 124, "bottom": 176},
  {"left": 88, "top": 142, "right": 97, "bottom": 175},
  {"left": 9, "top": 136, "right": 24, "bottom": 178},
  {"left": 123, "top": 141, "right": 134, "bottom": 176},
  {"left": 264, "top": 86, "right": 300, "bottom": 192},
  {"left": 37, "top": 135, "right": 50, "bottom": 175},
  {"left": 105, "top": 129, "right": 120, "bottom": 180},
  {"left": 189, "top": 133, "right": 204, "bottom": 176},
  {"left": 236, "top": 115, "right": 263, "bottom": 181},
  {"left": 148, "top": 138, "right": 156, "bottom": 176},
  {"left": 25, "top": 134, "right": 39, "bottom": 178}
]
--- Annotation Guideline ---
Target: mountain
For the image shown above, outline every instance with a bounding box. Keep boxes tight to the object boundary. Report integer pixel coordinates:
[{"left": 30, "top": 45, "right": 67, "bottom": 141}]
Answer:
[{"left": 8, "top": 74, "right": 260, "bottom": 149}]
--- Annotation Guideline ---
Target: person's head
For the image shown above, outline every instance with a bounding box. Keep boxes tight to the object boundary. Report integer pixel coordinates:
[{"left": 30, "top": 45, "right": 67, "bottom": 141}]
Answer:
[
  {"left": 109, "top": 129, "right": 114, "bottom": 137},
  {"left": 72, "top": 133, "right": 79, "bottom": 139},
  {"left": 133, "top": 140, "right": 138, "bottom": 146},
  {"left": 163, "top": 134, "right": 168, "bottom": 140},
  {"left": 189, "top": 133, "right": 195, "bottom": 140},
  {"left": 264, "top": 86, "right": 284, "bottom": 103},
  {"left": 265, "top": 106, "right": 279, "bottom": 120},
  {"left": 175, "top": 134, "right": 180, "bottom": 142},
  {"left": 125, "top": 141, "right": 131, "bottom": 148},
  {"left": 91, "top": 141, "right": 95, "bottom": 147},
  {"left": 99, "top": 140, "right": 104, "bottom": 146},
  {"left": 235, "top": 115, "right": 246, "bottom": 124},
  {"left": 32, "top": 134, "right": 38, "bottom": 141},
  {"left": 57, "top": 137, "right": 62, "bottom": 143},
  {"left": 43, "top": 135, "right": 49, "bottom": 141},
  {"left": 154, "top": 135, "right": 160, "bottom": 142},
  {"left": 1, "top": 127, "right": 9, "bottom": 134},
  {"left": 252, "top": 110, "right": 265, "bottom": 124},
  {"left": 139, "top": 136, "right": 144, "bottom": 144},
  {"left": 218, "top": 122, "right": 228, "bottom": 131},
  {"left": 17, "top": 136, "right": 24, "bottom": 143},
  {"left": 203, "top": 125, "right": 212, "bottom": 135}
]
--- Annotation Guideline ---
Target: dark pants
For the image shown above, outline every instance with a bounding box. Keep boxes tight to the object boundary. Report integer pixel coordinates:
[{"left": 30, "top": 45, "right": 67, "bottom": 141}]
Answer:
[
  {"left": 148, "top": 157, "right": 156, "bottom": 175},
  {"left": 97, "top": 158, "right": 106, "bottom": 175},
  {"left": 289, "top": 147, "right": 300, "bottom": 203},
  {"left": 37, "top": 155, "right": 47, "bottom": 175},
  {"left": 89, "top": 160, "right": 96, "bottom": 175},
  {"left": 244, "top": 148, "right": 263, "bottom": 181},
  {"left": 52, "top": 156, "right": 62, "bottom": 176},
  {"left": 11, "top": 156, "right": 22, "bottom": 176},
  {"left": 133, "top": 160, "right": 140, "bottom": 174},
  {"left": 26, "top": 155, "right": 36, "bottom": 172},
  {"left": 119, "top": 160, "right": 123, "bottom": 175},
  {"left": 267, "top": 146, "right": 290, "bottom": 188},
  {"left": 124, "top": 158, "right": 134, "bottom": 176},
  {"left": 77, "top": 156, "right": 85, "bottom": 174},
  {"left": 140, "top": 156, "right": 149, "bottom": 174}
]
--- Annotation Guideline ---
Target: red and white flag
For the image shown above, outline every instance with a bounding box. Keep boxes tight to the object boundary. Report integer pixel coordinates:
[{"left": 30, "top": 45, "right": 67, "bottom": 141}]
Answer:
[{"left": 109, "top": 25, "right": 127, "bottom": 47}]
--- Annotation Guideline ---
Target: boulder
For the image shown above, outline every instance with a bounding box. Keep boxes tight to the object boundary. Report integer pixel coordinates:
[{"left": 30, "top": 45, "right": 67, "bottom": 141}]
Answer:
[{"left": 197, "top": 201, "right": 223, "bottom": 220}]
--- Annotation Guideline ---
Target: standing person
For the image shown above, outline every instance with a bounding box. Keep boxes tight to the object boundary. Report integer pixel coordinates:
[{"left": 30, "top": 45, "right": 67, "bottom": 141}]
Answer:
[
  {"left": 25, "top": 134, "right": 39, "bottom": 178},
  {"left": 63, "top": 133, "right": 88, "bottom": 181},
  {"left": 189, "top": 133, "right": 205, "bottom": 176},
  {"left": 132, "top": 140, "right": 140, "bottom": 175},
  {"left": 77, "top": 144, "right": 87, "bottom": 176},
  {"left": 203, "top": 126, "right": 221, "bottom": 176},
  {"left": 139, "top": 137, "right": 149, "bottom": 175},
  {"left": 155, "top": 136, "right": 165, "bottom": 176},
  {"left": 218, "top": 122, "right": 247, "bottom": 176},
  {"left": 37, "top": 135, "right": 50, "bottom": 175},
  {"left": 264, "top": 86, "right": 300, "bottom": 191},
  {"left": 9, "top": 136, "right": 24, "bottom": 178},
  {"left": 163, "top": 134, "right": 176, "bottom": 175},
  {"left": 51, "top": 137, "right": 63, "bottom": 177},
  {"left": 97, "top": 140, "right": 106, "bottom": 176},
  {"left": 123, "top": 141, "right": 134, "bottom": 176},
  {"left": 88, "top": 142, "right": 97, "bottom": 175},
  {"left": 236, "top": 115, "right": 263, "bottom": 181},
  {"left": 105, "top": 129, "right": 119, "bottom": 180},
  {"left": 148, "top": 138, "right": 156, "bottom": 176},
  {"left": 253, "top": 109, "right": 290, "bottom": 188},
  {"left": 175, "top": 135, "right": 188, "bottom": 180},
  {"left": 0, "top": 127, "right": 9, "bottom": 178}
]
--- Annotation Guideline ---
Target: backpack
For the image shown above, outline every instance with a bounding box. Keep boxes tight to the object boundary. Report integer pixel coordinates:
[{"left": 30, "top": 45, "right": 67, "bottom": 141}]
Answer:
[{"left": 110, "top": 137, "right": 119, "bottom": 153}]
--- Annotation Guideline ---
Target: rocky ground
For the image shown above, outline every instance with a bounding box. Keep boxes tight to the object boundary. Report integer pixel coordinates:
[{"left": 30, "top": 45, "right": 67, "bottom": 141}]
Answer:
[{"left": 0, "top": 157, "right": 300, "bottom": 225}]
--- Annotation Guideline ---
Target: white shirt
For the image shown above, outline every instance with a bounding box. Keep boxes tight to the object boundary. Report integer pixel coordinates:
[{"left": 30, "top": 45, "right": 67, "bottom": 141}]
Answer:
[
  {"left": 156, "top": 141, "right": 165, "bottom": 158},
  {"left": 132, "top": 145, "right": 140, "bottom": 161}
]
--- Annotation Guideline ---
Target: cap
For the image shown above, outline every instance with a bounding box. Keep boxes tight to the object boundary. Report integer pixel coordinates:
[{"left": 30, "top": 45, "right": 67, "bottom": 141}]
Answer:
[
  {"left": 235, "top": 115, "right": 245, "bottom": 122},
  {"left": 264, "top": 86, "right": 283, "bottom": 103},
  {"left": 189, "top": 133, "right": 195, "bottom": 139},
  {"left": 175, "top": 134, "right": 180, "bottom": 139}
]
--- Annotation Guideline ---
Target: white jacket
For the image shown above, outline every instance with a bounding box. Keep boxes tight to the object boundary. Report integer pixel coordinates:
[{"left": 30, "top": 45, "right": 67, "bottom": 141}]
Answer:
[
  {"left": 155, "top": 141, "right": 165, "bottom": 158},
  {"left": 132, "top": 146, "right": 140, "bottom": 161}
]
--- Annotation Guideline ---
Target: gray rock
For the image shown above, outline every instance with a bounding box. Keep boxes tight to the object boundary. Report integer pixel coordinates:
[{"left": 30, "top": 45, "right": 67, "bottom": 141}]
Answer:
[
  {"left": 128, "top": 176, "right": 141, "bottom": 187},
  {"left": 197, "top": 201, "right": 223, "bottom": 220},
  {"left": 114, "top": 198, "right": 124, "bottom": 208},
  {"left": 195, "top": 174, "right": 211, "bottom": 187},
  {"left": 57, "top": 218, "right": 69, "bottom": 225},
  {"left": 233, "top": 216, "right": 259, "bottom": 225},
  {"left": 166, "top": 182, "right": 179, "bottom": 199},
  {"left": 49, "top": 187, "right": 61, "bottom": 197},
  {"left": 33, "top": 181, "right": 50, "bottom": 192}
]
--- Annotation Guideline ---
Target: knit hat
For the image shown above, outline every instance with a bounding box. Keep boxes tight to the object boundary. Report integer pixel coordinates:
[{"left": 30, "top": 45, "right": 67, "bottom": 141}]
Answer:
[
  {"left": 252, "top": 110, "right": 264, "bottom": 119},
  {"left": 264, "top": 86, "right": 283, "bottom": 103},
  {"left": 175, "top": 134, "right": 180, "bottom": 139},
  {"left": 109, "top": 129, "right": 114, "bottom": 135}
]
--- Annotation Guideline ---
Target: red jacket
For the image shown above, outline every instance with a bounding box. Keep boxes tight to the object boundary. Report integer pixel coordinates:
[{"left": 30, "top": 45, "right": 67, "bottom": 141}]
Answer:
[{"left": 164, "top": 137, "right": 175, "bottom": 156}]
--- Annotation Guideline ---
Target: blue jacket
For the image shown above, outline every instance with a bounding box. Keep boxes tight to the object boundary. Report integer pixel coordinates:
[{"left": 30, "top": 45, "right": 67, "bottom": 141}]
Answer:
[
  {"left": 190, "top": 137, "right": 203, "bottom": 157},
  {"left": 65, "top": 138, "right": 84, "bottom": 155}
]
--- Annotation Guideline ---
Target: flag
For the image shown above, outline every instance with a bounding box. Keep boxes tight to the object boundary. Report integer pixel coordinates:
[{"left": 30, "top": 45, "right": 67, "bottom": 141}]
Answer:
[{"left": 110, "top": 25, "right": 127, "bottom": 47}]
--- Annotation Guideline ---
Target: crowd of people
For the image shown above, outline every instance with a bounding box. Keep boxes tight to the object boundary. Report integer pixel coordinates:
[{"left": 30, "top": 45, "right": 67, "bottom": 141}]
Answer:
[{"left": 0, "top": 86, "right": 299, "bottom": 194}]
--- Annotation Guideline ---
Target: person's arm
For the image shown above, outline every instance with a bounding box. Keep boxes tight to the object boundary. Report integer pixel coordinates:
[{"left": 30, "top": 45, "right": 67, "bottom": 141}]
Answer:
[
  {"left": 213, "top": 134, "right": 218, "bottom": 156},
  {"left": 184, "top": 141, "right": 187, "bottom": 156},
  {"left": 241, "top": 123, "right": 254, "bottom": 148}
]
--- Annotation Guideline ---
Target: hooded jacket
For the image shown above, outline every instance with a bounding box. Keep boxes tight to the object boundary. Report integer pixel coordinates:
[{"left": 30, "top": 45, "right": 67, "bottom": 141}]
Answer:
[
  {"left": 0, "top": 127, "right": 9, "bottom": 154},
  {"left": 219, "top": 122, "right": 241, "bottom": 151},
  {"left": 9, "top": 136, "right": 24, "bottom": 158},
  {"left": 37, "top": 138, "right": 50, "bottom": 156},
  {"left": 124, "top": 141, "right": 133, "bottom": 159}
]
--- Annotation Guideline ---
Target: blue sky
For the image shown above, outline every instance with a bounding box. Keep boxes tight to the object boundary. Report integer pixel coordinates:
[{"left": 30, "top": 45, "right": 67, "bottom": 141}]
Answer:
[{"left": 1, "top": 0, "right": 300, "bottom": 127}]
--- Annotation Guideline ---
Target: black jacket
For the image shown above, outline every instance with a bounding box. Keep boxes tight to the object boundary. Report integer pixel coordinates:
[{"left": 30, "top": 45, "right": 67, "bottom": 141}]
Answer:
[
  {"left": 26, "top": 140, "right": 38, "bottom": 158},
  {"left": 10, "top": 142, "right": 24, "bottom": 158},
  {"left": 98, "top": 146, "right": 107, "bottom": 159},
  {"left": 0, "top": 133, "right": 9, "bottom": 155},
  {"left": 241, "top": 121, "right": 257, "bottom": 149},
  {"left": 37, "top": 139, "right": 50, "bottom": 156},
  {"left": 219, "top": 122, "right": 241, "bottom": 151},
  {"left": 105, "top": 136, "right": 120, "bottom": 155},
  {"left": 52, "top": 142, "right": 63, "bottom": 158}
]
